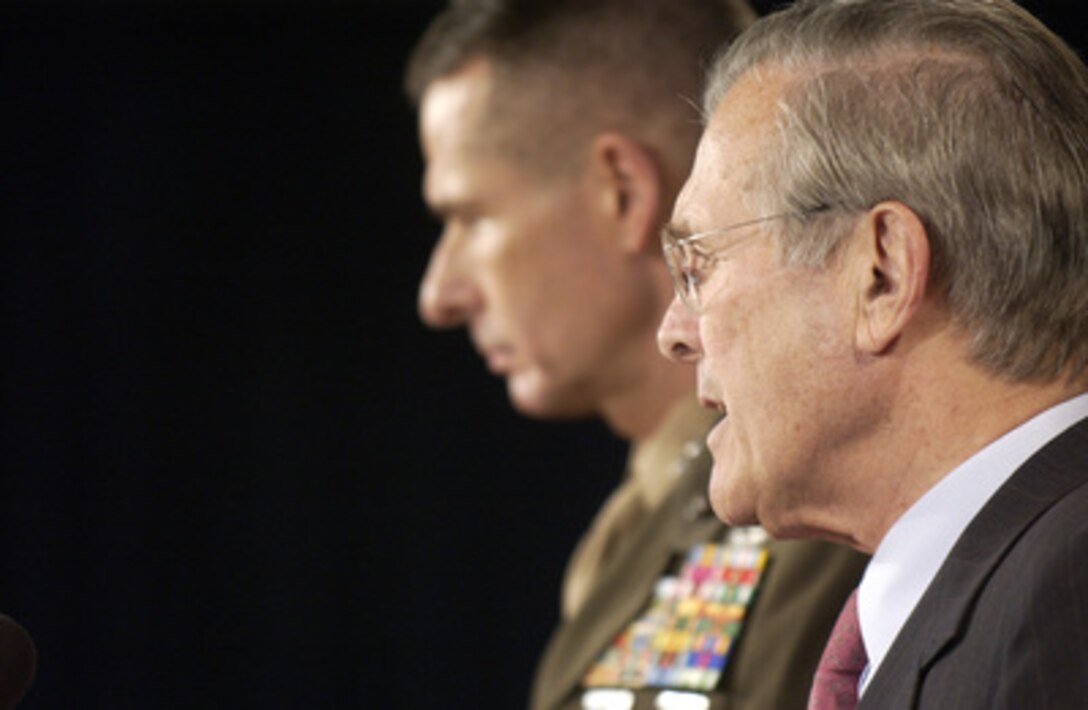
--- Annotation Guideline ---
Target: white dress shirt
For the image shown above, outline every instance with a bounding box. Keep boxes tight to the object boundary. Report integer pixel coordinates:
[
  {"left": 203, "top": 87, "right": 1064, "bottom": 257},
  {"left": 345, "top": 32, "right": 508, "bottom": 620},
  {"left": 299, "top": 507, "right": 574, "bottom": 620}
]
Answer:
[{"left": 857, "top": 392, "right": 1088, "bottom": 695}]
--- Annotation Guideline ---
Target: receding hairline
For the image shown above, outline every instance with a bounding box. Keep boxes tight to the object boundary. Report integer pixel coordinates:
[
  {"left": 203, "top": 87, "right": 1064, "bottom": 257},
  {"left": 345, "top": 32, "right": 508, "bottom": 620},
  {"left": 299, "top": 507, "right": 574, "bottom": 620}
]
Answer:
[{"left": 704, "top": 42, "right": 996, "bottom": 122}]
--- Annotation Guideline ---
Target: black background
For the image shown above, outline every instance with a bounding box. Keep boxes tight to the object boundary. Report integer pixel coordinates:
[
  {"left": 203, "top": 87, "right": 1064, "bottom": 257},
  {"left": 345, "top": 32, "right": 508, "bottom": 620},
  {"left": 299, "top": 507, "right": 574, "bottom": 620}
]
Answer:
[{"left": 2, "top": 1, "right": 1084, "bottom": 707}]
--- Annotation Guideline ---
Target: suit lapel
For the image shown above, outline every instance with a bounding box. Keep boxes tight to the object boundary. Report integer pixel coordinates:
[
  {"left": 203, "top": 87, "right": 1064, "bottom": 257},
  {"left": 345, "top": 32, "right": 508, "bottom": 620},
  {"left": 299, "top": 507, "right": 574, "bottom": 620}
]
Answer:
[
  {"left": 532, "top": 449, "right": 722, "bottom": 710},
  {"left": 860, "top": 417, "right": 1088, "bottom": 709}
]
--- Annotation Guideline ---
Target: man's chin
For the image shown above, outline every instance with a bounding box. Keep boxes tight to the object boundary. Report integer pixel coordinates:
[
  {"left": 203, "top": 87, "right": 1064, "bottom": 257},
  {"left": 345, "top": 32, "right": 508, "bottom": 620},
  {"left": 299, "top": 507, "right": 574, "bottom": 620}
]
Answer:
[
  {"left": 708, "top": 468, "right": 760, "bottom": 527},
  {"left": 710, "top": 499, "right": 761, "bottom": 527},
  {"left": 507, "top": 375, "right": 595, "bottom": 421}
]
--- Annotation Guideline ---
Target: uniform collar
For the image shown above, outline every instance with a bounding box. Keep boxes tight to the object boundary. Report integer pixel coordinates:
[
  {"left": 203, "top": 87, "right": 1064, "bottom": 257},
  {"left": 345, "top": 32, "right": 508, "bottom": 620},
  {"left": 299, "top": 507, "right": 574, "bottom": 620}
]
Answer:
[{"left": 628, "top": 396, "right": 719, "bottom": 511}]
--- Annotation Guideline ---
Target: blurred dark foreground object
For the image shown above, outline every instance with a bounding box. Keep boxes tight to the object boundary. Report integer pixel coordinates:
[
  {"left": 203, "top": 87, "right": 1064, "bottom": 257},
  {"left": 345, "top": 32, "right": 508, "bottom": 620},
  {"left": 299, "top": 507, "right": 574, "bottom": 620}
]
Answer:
[{"left": 0, "top": 615, "right": 35, "bottom": 709}]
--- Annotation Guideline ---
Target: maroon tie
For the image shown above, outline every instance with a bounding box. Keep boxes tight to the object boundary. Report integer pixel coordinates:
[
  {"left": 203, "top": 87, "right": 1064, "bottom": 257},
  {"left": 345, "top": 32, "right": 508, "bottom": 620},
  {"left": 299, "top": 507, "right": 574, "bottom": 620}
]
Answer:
[{"left": 808, "top": 589, "right": 867, "bottom": 710}]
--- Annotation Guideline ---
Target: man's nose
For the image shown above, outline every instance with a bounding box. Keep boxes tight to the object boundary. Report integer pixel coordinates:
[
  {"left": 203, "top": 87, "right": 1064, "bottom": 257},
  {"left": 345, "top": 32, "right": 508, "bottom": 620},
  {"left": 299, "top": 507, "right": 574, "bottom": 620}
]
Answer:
[
  {"left": 418, "top": 234, "right": 479, "bottom": 329},
  {"left": 657, "top": 295, "right": 702, "bottom": 363}
]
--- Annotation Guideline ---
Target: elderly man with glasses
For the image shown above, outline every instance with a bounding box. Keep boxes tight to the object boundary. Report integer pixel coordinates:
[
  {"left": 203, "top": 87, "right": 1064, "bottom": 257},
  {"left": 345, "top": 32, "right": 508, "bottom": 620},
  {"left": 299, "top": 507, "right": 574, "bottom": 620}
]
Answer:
[{"left": 658, "top": 1, "right": 1088, "bottom": 707}]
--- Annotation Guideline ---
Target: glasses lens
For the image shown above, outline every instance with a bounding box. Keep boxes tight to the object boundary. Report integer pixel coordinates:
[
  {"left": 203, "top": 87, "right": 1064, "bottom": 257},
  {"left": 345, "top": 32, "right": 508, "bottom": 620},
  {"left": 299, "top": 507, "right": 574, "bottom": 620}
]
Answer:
[
  {"left": 662, "top": 237, "right": 683, "bottom": 305},
  {"left": 684, "top": 269, "right": 698, "bottom": 310},
  {"left": 663, "top": 230, "right": 715, "bottom": 311},
  {"left": 670, "top": 243, "right": 697, "bottom": 310},
  {"left": 664, "top": 243, "right": 688, "bottom": 309}
]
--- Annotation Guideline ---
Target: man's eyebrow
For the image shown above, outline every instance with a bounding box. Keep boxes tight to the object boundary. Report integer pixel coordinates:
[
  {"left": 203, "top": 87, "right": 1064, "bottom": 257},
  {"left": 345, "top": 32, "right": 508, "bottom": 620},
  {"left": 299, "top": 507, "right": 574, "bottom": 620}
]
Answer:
[{"left": 425, "top": 198, "right": 476, "bottom": 221}]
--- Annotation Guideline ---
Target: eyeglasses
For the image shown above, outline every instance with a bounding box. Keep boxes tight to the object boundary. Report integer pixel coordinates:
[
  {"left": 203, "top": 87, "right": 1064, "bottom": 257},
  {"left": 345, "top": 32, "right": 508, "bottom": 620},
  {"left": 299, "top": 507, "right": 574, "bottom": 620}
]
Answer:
[{"left": 661, "top": 212, "right": 802, "bottom": 312}]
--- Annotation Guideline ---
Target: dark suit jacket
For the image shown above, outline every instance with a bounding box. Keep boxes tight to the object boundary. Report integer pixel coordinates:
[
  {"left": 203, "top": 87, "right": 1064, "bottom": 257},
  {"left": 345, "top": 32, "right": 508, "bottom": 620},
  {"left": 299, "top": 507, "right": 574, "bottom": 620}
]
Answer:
[
  {"left": 530, "top": 441, "right": 868, "bottom": 710},
  {"left": 860, "top": 416, "right": 1088, "bottom": 709}
]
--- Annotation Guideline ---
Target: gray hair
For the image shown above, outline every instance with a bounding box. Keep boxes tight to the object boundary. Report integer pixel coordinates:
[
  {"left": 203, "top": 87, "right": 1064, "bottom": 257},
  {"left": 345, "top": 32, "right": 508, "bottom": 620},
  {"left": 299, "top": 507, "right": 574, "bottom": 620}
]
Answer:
[{"left": 704, "top": 0, "right": 1088, "bottom": 383}]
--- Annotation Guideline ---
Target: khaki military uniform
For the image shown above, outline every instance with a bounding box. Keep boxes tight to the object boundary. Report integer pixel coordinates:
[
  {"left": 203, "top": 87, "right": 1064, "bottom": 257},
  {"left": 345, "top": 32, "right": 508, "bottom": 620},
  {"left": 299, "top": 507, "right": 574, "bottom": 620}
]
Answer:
[{"left": 530, "top": 399, "right": 868, "bottom": 710}]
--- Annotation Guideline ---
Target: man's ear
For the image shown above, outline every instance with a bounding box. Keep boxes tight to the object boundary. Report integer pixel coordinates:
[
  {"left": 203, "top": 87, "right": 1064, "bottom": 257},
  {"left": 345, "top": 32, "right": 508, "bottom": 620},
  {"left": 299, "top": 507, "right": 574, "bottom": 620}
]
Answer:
[
  {"left": 852, "top": 201, "right": 931, "bottom": 355},
  {"left": 587, "top": 132, "right": 663, "bottom": 254}
]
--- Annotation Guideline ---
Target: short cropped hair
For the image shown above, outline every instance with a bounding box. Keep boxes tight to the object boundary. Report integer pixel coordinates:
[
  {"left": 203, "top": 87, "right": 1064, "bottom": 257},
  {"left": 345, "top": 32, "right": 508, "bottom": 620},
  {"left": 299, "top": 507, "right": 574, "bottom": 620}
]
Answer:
[
  {"left": 405, "top": 0, "right": 754, "bottom": 177},
  {"left": 704, "top": 0, "right": 1088, "bottom": 383}
]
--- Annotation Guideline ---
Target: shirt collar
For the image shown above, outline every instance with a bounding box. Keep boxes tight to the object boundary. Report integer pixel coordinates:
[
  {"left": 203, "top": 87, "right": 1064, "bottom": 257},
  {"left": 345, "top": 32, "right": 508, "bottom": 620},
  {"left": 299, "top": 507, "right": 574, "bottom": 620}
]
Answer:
[{"left": 858, "top": 391, "right": 1088, "bottom": 693}]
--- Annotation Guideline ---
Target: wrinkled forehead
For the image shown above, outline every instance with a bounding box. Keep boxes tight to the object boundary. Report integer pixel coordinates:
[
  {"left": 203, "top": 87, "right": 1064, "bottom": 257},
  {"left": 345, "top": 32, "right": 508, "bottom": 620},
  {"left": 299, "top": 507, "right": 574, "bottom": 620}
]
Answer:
[{"left": 674, "top": 68, "right": 788, "bottom": 229}]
